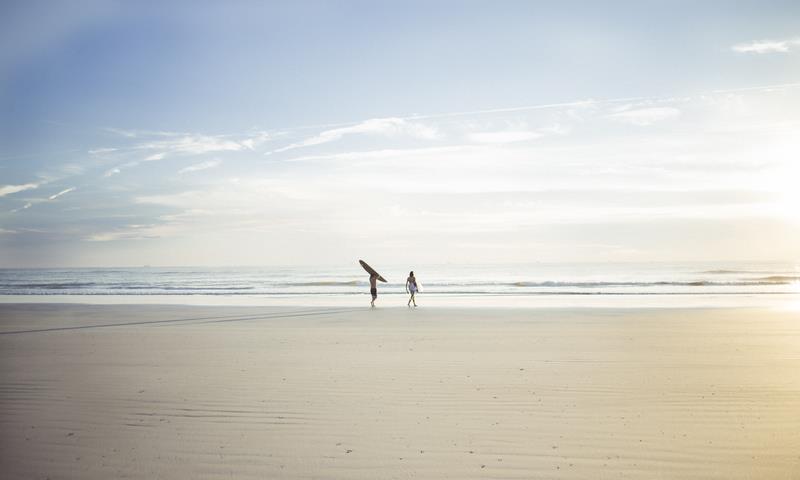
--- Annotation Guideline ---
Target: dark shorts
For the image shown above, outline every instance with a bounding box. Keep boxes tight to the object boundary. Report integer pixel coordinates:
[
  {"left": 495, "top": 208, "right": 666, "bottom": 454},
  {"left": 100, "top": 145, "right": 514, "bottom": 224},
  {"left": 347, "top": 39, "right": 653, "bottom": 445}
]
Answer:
[{"left": 370, "top": 287, "right": 377, "bottom": 299}]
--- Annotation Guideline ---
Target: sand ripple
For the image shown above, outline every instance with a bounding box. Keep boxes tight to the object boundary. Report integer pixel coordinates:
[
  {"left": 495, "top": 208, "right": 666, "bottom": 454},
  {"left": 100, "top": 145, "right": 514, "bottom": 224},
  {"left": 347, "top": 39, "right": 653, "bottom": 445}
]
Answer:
[{"left": 2, "top": 305, "right": 800, "bottom": 478}]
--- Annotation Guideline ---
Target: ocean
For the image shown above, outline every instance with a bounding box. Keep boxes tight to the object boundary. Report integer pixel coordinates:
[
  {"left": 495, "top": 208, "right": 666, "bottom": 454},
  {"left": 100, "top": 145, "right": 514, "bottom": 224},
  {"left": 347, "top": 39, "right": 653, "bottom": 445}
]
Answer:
[{"left": 1, "top": 262, "right": 798, "bottom": 301}]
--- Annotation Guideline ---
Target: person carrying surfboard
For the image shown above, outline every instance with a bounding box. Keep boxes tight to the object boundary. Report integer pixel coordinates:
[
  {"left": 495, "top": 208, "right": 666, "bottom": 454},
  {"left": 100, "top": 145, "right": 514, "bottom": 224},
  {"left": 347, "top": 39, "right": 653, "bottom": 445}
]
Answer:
[
  {"left": 369, "top": 273, "right": 379, "bottom": 308},
  {"left": 358, "top": 260, "right": 386, "bottom": 308},
  {"left": 406, "top": 271, "right": 418, "bottom": 307}
]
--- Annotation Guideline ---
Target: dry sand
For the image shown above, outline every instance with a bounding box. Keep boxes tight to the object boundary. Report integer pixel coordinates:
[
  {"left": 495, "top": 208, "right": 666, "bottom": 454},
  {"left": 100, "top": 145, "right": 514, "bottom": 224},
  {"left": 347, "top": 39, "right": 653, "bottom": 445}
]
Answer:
[{"left": 1, "top": 304, "right": 799, "bottom": 479}]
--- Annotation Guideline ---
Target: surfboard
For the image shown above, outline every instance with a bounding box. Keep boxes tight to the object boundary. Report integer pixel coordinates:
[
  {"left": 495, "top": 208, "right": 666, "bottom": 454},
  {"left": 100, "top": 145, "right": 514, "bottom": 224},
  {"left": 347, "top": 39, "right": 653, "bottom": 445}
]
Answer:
[{"left": 359, "top": 260, "right": 387, "bottom": 283}]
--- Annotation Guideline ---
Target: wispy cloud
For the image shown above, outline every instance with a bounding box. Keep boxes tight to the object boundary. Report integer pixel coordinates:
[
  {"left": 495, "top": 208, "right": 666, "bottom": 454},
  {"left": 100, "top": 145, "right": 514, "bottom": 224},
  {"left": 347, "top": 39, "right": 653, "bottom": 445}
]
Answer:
[
  {"left": 138, "top": 135, "right": 245, "bottom": 155},
  {"left": 408, "top": 99, "right": 602, "bottom": 121},
  {"left": 48, "top": 187, "right": 76, "bottom": 200},
  {"left": 467, "top": 131, "right": 543, "bottom": 144},
  {"left": 283, "top": 145, "right": 478, "bottom": 163},
  {"left": 104, "top": 127, "right": 139, "bottom": 138},
  {"left": 87, "top": 224, "right": 162, "bottom": 242},
  {"left": 467, "top": 124, "right": 569, "bottom": 144},
  {"left": 0, "top": 182, "right": 39, "bottom": 197},
  {"left": 104, "top": 128, "right": 269, "bottom": 157},
  {"left": 98, "top": 134, "right": 245, "bottom": 178},
  {"left": 88, "top": 147, "right": 118, "bottom": 155},
  {"left": 178, "top": 159, "right": 221, "bottom": 174},
  {"left": 608, "top": 106, "right": 681, "bottom": 126},
  {"left": 89, "top": 83, "right": 798, "bottom": 167},
  {"left": 105, "top": 127, "right": 183, "bottom": 138},
  {"left": 732, "top": 37, "right": 800, "bottom": 54},
  {"left": 103, "top": 159, "right": 142, "bottom": 177},
  {"left": 144, "top": 152, "right": 166, "bottom": 161},
  {"left": 10, "top": 202, "right": 33, "bottom": 213},
  {"left": 240, "top": 131, "right": 273, "bottom": 150},
  {"left": 269, "top": 117, "right": 439, "bottom": 154},
  {"left": 7, "top": 186, "right": 77, "bottom": 213}
]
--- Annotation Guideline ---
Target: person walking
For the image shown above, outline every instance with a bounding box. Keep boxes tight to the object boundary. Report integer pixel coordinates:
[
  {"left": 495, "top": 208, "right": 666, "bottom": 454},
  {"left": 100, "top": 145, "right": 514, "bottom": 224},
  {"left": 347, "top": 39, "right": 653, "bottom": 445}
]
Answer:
[
  {"left": 369, "top": 273, "right": 379, "bottom": 308},
  {"left": 406, "top": 271, "right": 418, "bottom": 307}
]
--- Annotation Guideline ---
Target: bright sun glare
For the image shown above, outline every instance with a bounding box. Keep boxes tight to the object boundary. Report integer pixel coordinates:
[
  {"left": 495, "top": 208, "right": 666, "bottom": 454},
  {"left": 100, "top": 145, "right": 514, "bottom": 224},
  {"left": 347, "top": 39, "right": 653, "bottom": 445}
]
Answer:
[{"left": 765, "top": 155, "right": 800, "bottom": 223}]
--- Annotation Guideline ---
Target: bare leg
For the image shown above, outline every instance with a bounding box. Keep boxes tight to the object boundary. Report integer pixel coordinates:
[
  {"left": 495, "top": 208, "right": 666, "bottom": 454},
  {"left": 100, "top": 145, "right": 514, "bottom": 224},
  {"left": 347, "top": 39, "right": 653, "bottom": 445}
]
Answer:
[{"left": 411, "top": 292, "right": 417, "bottom": 307}]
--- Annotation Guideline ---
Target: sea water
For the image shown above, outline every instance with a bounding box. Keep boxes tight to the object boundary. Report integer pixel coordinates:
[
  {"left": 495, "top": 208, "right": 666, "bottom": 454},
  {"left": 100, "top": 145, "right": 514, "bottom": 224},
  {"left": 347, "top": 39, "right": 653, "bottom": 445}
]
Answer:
[{"left": 1, "top": 262, "right": 798, "bottom": 307}]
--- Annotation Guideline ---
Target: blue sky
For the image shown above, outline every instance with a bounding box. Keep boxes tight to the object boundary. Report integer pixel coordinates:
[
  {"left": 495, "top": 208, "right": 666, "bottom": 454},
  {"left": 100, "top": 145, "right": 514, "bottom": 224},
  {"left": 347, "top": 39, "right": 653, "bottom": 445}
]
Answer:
[{"left": 1, "top": 1, "right": 799, "bottom": 267}]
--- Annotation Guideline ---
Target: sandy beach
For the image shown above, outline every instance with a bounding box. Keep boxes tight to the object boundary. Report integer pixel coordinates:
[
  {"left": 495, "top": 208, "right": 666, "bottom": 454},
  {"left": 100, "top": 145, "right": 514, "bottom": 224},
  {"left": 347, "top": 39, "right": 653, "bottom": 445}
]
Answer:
[{"left": 1, "top": 303, "right": 799, "bottom": 479}]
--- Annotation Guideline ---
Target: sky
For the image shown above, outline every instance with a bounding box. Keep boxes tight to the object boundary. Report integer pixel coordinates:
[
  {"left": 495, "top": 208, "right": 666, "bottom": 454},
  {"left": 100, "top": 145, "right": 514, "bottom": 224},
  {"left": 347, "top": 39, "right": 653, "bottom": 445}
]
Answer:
[{"left": 1, "top": 0, "right": 799, "bottom": 267}]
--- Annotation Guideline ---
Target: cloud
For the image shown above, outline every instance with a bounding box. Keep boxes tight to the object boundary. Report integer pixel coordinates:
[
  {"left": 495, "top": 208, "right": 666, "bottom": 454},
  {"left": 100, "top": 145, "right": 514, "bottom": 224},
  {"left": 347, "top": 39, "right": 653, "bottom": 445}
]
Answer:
[
  {"left": 10, "top": 202, "right": 33, "bottom": 213},
  {"left": 240, "top": 131, "right": 273, "bottom": 150},
  {"left": 105, "top": 127, "right": 272, "bottom": 154},
  {"left": 48, "top": 187, "right": 76, "bottom": 200},
  {"left": 101, "top": 128, "right": 259, "bottom": 157},
  {"left": 140, "top": 135, "right": 246, "bottom": 155},
  {"left": 468, "top": 130, "right": 544, "bottom": 144},
  {"left": 0, "top": 183, "right": 39, "bottom": 197},
  {"left": 178, "top": 159, "right": 222, "bottom": 174},
  {"left": 97, "top": 133, "right": 243, "bottom": 178},
  {"left": 105, "top": 128, "right": 183, "bottom": 138},
  {"left": 284, "top": 145, "right": 478, "bottom": 163},
  {"left": 732, "top": 37, "right": 800, "bottom": 54},
  {"left": 7, "top": 186, "right": 76, "bottom": 213},
  {"left": 103, "top": 159, "right": 159, "bottom": 178},
  {"left": 409, "top": 99, "right": 600, "bottom": 121},
  {"left": 269, "top": 117, "right": 439, "bottom": 154},
  {"left": 608, "top": 107, "right": 681, "bottom": 126},
  {"left": 87, "top": 224, "right": 162, "bottom": 242},
  {"left": 88, "top": 147, "right": 118, "bottom": 155},
  {"left": 467, "top": 124, "right": 569, "bottom": 144}
]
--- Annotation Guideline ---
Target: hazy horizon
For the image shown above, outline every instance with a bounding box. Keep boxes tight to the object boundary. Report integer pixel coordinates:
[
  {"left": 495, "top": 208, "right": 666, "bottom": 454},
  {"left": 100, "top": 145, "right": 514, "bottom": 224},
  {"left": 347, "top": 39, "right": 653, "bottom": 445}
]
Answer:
[
  {"left": 2, "top": 1, "right": 799, "bottom": 268},
  {"left": 1, "top": 259, "right": 799, "bottom": 270}
]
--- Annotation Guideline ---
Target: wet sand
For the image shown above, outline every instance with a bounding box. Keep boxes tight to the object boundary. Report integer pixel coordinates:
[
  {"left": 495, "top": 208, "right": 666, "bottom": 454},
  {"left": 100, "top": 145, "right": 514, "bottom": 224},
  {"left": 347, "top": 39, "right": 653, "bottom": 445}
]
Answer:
[{"left": 1, "top": 304, "right": 799, "bottom": 479}]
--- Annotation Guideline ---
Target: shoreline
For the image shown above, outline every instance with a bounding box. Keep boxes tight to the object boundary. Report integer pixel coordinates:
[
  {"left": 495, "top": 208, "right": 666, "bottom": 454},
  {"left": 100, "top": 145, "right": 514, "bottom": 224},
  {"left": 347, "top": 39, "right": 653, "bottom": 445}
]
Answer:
[{"left": 1, "top": 292, "right": 798, "bottom": 309}]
